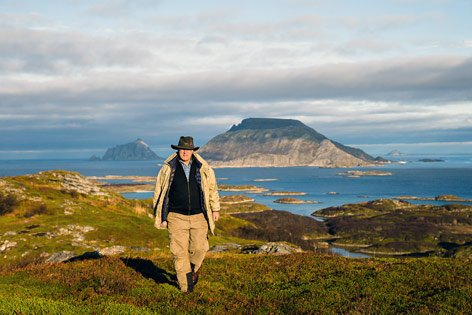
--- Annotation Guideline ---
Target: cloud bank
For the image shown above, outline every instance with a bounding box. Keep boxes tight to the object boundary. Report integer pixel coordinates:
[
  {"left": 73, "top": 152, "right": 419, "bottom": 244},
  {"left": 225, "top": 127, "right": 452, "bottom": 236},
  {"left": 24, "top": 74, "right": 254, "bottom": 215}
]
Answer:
[{"left": 0, "top": 0, "right": 471, "bottom": 158}]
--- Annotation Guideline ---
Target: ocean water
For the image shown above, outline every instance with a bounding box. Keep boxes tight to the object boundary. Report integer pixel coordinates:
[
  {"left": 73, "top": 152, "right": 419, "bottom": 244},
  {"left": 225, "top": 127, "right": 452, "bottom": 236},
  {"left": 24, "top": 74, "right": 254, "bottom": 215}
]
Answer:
[{"left": 2, "top": 155, "right": 472, "bottom": 219}]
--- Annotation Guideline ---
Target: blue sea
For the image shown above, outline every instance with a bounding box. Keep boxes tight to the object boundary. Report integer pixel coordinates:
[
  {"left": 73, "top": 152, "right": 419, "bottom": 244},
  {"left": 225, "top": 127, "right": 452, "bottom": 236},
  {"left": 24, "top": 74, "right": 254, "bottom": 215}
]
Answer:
[
  {"left": 2, "top": 154, "right": 471, "bottom": 217},
  {"left": 2, "top": 154, "right": 471, "bottom": 258}
]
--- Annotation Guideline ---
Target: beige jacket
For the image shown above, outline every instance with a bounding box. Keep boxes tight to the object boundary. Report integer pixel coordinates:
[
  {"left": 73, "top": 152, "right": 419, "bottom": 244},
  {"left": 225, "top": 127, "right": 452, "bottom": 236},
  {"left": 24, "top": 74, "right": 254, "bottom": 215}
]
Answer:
[{"left": 152, "top": 152, "right": 220, "bottom": 235}]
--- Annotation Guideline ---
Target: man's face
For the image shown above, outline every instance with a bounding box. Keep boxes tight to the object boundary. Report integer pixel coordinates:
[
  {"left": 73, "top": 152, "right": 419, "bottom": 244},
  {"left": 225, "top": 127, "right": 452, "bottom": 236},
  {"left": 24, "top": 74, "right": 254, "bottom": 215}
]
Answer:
[{"left": 178, "top": 149, "right": 193, "bottom": 163}]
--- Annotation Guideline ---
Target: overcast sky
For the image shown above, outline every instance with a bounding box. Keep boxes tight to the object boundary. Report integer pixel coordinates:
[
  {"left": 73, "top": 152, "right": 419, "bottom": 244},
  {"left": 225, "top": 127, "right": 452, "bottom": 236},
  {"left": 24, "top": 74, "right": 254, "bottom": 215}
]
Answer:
[{"left": 1, "top": 0, "right": 471, "bottom": 159}]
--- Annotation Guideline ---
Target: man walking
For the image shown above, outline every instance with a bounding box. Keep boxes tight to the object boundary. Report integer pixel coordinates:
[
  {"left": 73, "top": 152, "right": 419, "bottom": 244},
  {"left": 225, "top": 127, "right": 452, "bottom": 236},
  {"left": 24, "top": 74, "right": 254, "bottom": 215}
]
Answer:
[{"left": 152, "top": 136, "right": 220, "bottom": 293}]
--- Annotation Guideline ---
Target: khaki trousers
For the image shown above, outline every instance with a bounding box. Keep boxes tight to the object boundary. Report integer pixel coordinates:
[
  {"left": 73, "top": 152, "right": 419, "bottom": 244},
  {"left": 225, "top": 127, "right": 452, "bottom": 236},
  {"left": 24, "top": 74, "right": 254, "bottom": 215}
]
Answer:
[{"left": 167, "top": 212, "right": 209, "bottom": 292}]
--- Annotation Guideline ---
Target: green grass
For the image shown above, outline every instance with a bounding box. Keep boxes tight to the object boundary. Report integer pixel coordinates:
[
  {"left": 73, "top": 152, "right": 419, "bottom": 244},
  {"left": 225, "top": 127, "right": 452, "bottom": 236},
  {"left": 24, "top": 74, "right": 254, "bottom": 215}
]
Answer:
[
  {"left": 0, "top": 254, "right": 470, "bottom": 314},
  {"left": 1, "top": 170, "right": 472, "bottom": 313}
]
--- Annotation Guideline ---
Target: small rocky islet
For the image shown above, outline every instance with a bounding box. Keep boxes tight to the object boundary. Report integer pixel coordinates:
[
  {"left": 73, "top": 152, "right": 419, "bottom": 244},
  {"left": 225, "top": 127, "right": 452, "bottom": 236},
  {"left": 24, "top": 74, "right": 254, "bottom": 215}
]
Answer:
[
  {"left": 337, "top": 170, "right": 393, "bottom": 177},
  {"left": 252, "top": 178, "right": 279, "bottom": 182},
  {"left": 274, "top": 197, "right": 320, "bottom": 204},
  {"left": 217, "top": 184, "right": 269, "bottom": 193}
]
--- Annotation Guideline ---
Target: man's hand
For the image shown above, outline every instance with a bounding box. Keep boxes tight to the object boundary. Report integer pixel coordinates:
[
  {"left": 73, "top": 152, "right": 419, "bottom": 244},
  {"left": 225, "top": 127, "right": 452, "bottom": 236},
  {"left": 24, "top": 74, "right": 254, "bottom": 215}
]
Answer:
[
  {"left": 155, "top": 220, "right": 167, "bottom": 229},
  {"left": 213, "top": 211, "right": 220, "bottom": 222}
]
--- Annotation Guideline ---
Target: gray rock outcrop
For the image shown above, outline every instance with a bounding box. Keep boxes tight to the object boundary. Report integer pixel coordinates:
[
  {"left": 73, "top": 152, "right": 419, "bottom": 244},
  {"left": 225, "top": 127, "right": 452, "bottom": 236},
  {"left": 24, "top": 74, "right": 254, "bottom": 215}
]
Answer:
[
  {"left": 209, "top": 243, "right": 242, "bottom": 253},
  {"left": 0, "top": 179, "right": 26, "bottom": 200},
  {"left": 0, "top": 240, "right": 18, "bottom": 252},
  {"left": 254, "top": 242, "right": 302, "bottom": 254},
  {"left": 209, "top": 242, "right": 302, "bottom": 254},
  {"left": 47, "top": 172, "right": 109, "bottom": 196},
  {"left": 46, "top": 251, "right": 78, "bottom": 263},
  {"left": 98, "top": 246, "right": 127, "bottom": 256},
  {"left": 46, "top": 246, "right": 154, "bottom": 264}
]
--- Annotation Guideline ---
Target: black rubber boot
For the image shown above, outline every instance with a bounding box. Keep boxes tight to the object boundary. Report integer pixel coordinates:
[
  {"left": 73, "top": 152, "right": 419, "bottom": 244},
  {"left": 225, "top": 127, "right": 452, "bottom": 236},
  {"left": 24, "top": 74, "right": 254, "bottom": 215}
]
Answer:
[
  {"left": 191, "top": 264, "right": 199, "bottom": 286},
  {"left": 186, "top": 272, "right": 194, "bottom": 293}
]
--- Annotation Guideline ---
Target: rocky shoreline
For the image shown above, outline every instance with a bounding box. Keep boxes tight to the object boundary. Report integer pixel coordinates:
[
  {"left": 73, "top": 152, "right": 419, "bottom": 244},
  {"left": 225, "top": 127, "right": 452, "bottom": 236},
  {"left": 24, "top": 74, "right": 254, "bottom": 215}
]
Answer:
[
  {"left": 217, "top": 184, "right": 269, "bottom": 193},
  {"left": 87, "top": 175, "right": 155, "bottom": 182},
  {"left": 395, "top": 195, "right": 472, "bottom": 202}
]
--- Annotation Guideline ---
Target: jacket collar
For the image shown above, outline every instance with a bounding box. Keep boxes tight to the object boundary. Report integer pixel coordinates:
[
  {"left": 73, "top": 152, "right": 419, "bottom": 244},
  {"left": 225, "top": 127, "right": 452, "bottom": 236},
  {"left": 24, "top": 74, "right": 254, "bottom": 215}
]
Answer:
[{"left": 164, "top": 152, "right": 207, "bottom": 168}]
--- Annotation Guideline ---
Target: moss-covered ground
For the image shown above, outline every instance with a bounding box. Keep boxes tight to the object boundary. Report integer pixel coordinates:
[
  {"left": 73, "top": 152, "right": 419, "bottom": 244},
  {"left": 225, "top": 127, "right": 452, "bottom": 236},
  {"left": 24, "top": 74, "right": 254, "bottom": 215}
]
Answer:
[{"left": 0, "top": 253, "right": 470, "bottom": 314}]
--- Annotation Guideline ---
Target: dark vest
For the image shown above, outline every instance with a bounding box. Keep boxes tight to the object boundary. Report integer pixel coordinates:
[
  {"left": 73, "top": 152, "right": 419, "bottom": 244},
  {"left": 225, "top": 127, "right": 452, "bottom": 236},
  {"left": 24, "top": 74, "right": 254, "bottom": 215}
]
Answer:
[{"left": 168, "top": 161, "right": 202, "bottom": 215}]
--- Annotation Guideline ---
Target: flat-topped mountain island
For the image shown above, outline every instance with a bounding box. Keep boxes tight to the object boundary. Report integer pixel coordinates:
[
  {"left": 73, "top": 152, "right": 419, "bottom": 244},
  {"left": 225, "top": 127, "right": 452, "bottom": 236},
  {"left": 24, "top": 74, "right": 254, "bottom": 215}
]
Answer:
[{"left": 199, "top": 118, "right": 384, "bottom": 168}]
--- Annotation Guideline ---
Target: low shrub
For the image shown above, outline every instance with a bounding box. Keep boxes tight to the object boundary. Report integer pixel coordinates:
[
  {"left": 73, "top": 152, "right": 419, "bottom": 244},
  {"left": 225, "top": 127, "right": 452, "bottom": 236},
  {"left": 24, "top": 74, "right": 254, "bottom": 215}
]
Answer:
[
  {"left": 60, "top": 189, "right": 81, "bottom": 198},
  {"left": 443, "top": 203, "right": 471, "bottom": 211},
  {"left": 232, "top": 210, "right": 328, "bottom": 250},
  {"left": 0, "top": 193, "right": 19, "bottom": 215},
  {"left": 0, "top": 254, "right": 45, "bottom": 273},
  {"left": 24, "top": 203, "right": 50, "bottom": 217}
]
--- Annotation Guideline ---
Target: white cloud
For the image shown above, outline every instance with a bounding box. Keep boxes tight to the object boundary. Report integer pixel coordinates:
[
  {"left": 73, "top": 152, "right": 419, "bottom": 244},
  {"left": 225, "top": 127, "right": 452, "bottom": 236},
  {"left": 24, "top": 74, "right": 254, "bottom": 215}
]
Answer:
[
  {"left": 1, "top": 55, "right": 471, "bottom": 109},
  {"left": 1, "top": 0, "right": 471, "bottom": 157}
]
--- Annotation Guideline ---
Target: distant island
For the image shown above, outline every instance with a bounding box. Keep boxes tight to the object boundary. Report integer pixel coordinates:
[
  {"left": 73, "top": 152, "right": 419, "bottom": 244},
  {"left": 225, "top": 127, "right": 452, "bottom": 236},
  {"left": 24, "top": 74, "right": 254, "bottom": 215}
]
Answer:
[
  {"left": 217, "top": 184, "right": 269, "bottom": 193},
  {"left": 199, "top": 118, "right": 387, "bottom": 168},
  {"left": 263, "top": 191, "right": 307, "bottom": 196},
  {"left": 387, "top": 150, "right": 404, "bottom": 156},
  {"left": 419, "top": 158, "right": 444, "bottom": 162},
  {"left": 89, "top": 139, "right": 162, "bottom": 161},
  {"left": 337, "top": 170, "right": 393, "bottom": 177}
]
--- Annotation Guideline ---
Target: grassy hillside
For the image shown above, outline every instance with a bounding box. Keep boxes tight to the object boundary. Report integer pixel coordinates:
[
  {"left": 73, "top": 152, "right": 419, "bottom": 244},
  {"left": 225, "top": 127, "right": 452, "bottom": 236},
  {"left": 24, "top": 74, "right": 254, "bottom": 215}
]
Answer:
[
  {"left": 1, "top": 170, "right": 471, "bottom": 313},
  {"left": 0, "top": 171, "right": 262, "bottom": 265},
  {"left": 0, "top": 253, "right": 470, "bottom": 314},
  {"left": 0, "top": 171, "right": 165, "bottom": 265}
]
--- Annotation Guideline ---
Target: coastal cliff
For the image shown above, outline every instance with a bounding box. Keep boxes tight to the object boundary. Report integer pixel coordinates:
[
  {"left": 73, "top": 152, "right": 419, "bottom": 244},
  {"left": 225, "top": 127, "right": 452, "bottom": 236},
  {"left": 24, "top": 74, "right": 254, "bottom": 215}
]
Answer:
[{"left": 199, "top": 118, "right": 376, "bottom": 168}]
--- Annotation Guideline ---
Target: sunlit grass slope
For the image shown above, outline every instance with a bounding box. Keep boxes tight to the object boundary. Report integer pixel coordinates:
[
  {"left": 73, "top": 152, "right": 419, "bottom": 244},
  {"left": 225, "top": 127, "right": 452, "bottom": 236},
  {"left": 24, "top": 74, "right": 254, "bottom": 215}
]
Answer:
[{"left": 0, "top": 253, "right": 470, "bottom": 314}]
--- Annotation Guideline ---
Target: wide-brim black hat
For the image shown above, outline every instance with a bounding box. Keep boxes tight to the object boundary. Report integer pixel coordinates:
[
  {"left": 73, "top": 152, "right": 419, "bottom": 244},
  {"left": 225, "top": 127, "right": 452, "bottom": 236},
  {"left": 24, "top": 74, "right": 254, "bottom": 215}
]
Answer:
[{"left": 171, "top": 136, "right": 200, "bottom": 151}]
